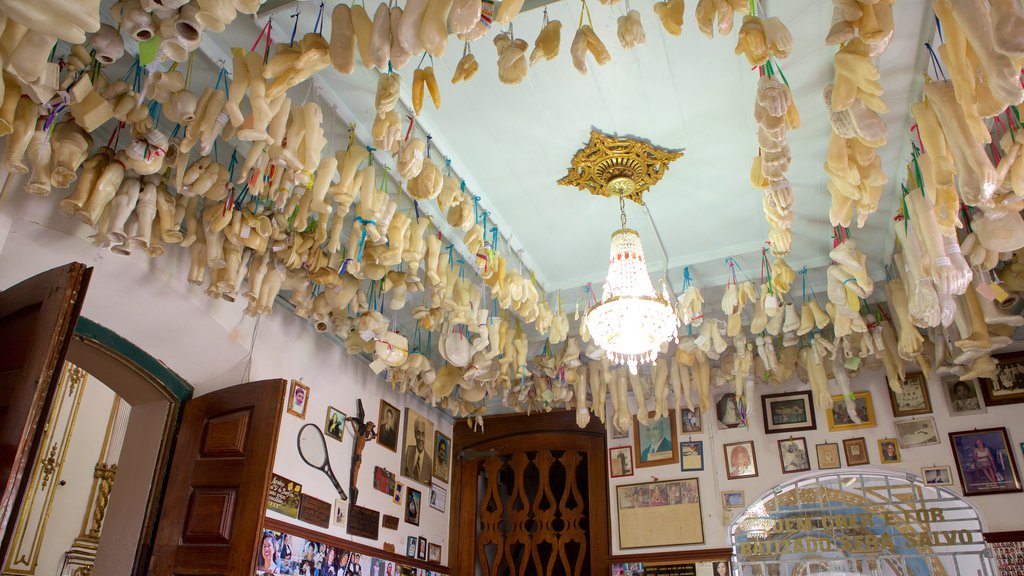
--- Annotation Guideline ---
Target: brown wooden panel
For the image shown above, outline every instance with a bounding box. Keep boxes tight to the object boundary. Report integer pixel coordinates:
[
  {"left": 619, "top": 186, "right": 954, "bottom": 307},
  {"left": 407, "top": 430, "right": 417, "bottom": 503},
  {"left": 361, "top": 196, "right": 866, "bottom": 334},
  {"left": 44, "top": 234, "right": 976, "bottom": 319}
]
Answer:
[
  {"left": 182, "top": 488, "right": 237, "bottom": 545},
  {"left": 200, "top": 409, "right": 252, "bottom": 458}
]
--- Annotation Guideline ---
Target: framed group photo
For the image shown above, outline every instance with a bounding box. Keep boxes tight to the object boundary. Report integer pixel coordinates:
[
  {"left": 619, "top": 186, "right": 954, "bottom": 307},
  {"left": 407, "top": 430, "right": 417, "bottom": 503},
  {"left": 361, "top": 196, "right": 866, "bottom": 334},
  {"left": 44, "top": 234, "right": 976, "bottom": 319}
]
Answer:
[
  {"left": 826, "top": 391, "right": 876, "bottom": 431},
  {"left": 778, "top": 437, "right": 811, "bottom": 474},
  {"left": 616, "top": 478, "right": 703, "bottom": 548},
  {"left": 887, "top": 372, "right": 932, "bottom": 416},
  {"left": 723, "top": 441, "right": 758, "bottom": 479},
  {"left": 979, "top": 352, "right": 1024, "bottom": 406},
  {"left": 949, "top": 427, "right": 1023, "bottom": 496},
  {"left": 634, "top": 411, "right": 679, "bottom": 468},
  {"left": 761, "top": 391, "right": 816, "bottom": 434}
]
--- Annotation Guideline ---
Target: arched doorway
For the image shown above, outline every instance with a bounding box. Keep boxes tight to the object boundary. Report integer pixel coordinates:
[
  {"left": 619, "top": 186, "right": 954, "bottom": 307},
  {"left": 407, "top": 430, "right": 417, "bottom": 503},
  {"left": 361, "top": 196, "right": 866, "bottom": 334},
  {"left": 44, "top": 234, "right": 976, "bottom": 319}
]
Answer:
[{"left": 728, "top": 470, "right": 996, "bottom": 576}]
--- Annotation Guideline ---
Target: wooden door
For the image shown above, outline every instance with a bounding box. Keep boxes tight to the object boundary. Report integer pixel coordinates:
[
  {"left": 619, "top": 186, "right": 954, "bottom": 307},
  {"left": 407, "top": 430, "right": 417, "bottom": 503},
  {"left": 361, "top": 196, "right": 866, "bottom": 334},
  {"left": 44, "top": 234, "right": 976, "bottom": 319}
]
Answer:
[
  {"left": 0, "top": 263, "right": 92, "bottom": 555},
  {"left": 149, "top": 379, "right": 286, "bottom": 576},
  {"left": 451, "top": 411, "right": 609, "bottom": 576}
]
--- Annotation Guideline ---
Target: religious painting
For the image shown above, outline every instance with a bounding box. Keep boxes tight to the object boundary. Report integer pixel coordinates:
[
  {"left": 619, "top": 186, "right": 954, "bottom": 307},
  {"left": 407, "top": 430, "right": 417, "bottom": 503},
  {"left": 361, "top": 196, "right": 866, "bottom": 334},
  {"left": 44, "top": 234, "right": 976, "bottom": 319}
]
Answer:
[
  {"left": 778, "top": 437, "right": 811, "bottom": 474},
  {"left": 878, "top": 438, "right": 901, "bottom": 463},
  {"left": 405, "top": 487, "right": 422, "bottom": 526},
  {"left": 895, "top": 417, "right": 940, "bottom": 449},
  {"left": 324, "top": 406, "right": 345, "bottom": 442},
  {"left": 680, "top": 407, "right": 703, "bottom": 434},
  {"left": 761, "top": 391, "right": 816, "bottom": 434},
  {"left": 723, "top": 441, "right": 758, "bottom": 480},
  {"left": 616, "top": 478, "right": 703, "bottom": 548},
  {"left": 610, "top": 445, "right": 634, "bottom": 478},
  {"left": 377, "top": 399, "right": 400, "bottom": 452},
  {"left": 922, "top": 465, "right": 953, "bottom": 486},
  {"left": 715, "top": 392, "right": 743, "bottom": 429},
  {"left": 633, "top": 410, "right": 679, "bottom": 468},
  {"left": 826, "top": 391, "right": 876, "bottom": 431},
  {"left": 843, "top": 437, "right": 869, "bottom": 466},
  {"left": 980, "top": 352, "right": 1024, "bottom": 406},
  {"left": 816, "top": 442, "right": 841, "bottom": 469},
  {"left": 945, "top": 379, "right": 986, "bottom": 416},
  {"left": 680, "top": 441, "right": 704, "bottom": 472},
  {"left": 887, "top": 372, "right": 932, "bottom": 416},
  {"left": 401, "top": 407, "right": 434, "bottom": 486},
  {"left": 287, "top": 380, "right": 310, "bottom": 419},
  {"left": 432, "top": 431, "right": 451, "bottom": 484},
  {"left": 949, "top": 427, "right": 1023, "bottom": 496}
]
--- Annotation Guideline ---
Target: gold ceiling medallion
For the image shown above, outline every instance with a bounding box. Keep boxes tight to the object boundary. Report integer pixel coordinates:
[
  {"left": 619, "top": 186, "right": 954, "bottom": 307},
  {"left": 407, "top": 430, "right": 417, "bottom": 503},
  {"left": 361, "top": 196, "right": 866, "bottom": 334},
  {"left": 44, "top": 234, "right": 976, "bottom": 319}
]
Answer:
[{"left": 557, "top": 129, "right": 684, "bottom": 204}]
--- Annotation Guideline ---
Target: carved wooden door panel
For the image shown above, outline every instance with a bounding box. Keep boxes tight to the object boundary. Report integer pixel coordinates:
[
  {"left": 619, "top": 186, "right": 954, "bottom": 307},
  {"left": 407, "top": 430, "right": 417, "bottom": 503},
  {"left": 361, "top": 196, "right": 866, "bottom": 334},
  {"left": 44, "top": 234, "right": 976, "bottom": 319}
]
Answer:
[{"left": 149, "top": 379, "right": 285, "bottom": 576}]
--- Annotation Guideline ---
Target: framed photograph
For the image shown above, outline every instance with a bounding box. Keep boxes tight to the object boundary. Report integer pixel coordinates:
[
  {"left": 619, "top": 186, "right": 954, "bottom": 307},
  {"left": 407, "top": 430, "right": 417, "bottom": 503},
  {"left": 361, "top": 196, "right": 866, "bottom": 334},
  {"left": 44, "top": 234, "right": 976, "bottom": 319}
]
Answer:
[
  {"left": 324, "top": 406, "right": 346, "bottom": 441},
  {"left": 721, "top": 490, "right": 744, "bottom": 508},
  {"left": 616, "top": 478, "right": 703, "bottom": 548},
  {"left": 895, "top": 417, "right": 941, "bottom": 449},
  {"left": 816, "top": 443, "right": 841, "bottom": 470},
  {"left": 680, "top": 441, "right": 704, "bottom": 472},
  {"left": 826, "top": 391, "right": 876, "bottom": 431},
  {"left": 761, "top": 391, "right": 816, "bottom": 434},
  {"left": 715, "top": 392, "right": 744, "bottom": 429},
  {"left": 723, "top": 441, "right": 758, "bottom": 479},
  {"left": 429, "top": 484, "right": 447, "bottom": 513},
  {"left": 945, "top": 379, "right": 986, "bottom": 416},
  {"left": 778, "top": 437, "right": 811, "bottom": 474},
  {"left": 287, "top": 380, "right": 310, "bottom": 419},
  {"left": 428, "top": 543, "right": 442, "bottom": 563},
  {"left": 377, "top": 400, "right": 400, "bottom": 452},
  {"left": 333, "top": 498, "right": 346, "bottom": 527},
  {"left": 401, "top": 407, "right": 434, "bottom": 485},
  {"left": 394, "top": 482, "right": 403, "bottom": 504},
  {"left": 609, "top": 446, "right": 634, "bottom": 478},
  {"left": 633, "top": 411, "right": 679, "bottom": 468},
  {"left": 979, "top": 352, "right": 1024, "bottom": 406},
  {"left": 878, "top": 438, "right": 901, "bottom": 463},
  {"left": 680, "top": 407, "right": 703, "bottom": 434},
  {"left": 406, "top": 536, "right": 417, "bottom": 558},
  {"left": 417, "top": 536, "right": 427, "bottom": 561},
  {"left": 433, "top": 432, "right": 451, "bottom": 484},
  {"left": 611, "top": 421, "right": 630, "bottom": 440},
  {"left": 843, "top": 437, "right": 870, "bottom": 466},
  {"left": 405, "top": 487, "right": 422, "bottom": 525},
  {"left": 922, "top": 465, "right": 953, "bottom": 486},
  {"left": 949, "top": 427, "right": 1023, "bottom": 496}
]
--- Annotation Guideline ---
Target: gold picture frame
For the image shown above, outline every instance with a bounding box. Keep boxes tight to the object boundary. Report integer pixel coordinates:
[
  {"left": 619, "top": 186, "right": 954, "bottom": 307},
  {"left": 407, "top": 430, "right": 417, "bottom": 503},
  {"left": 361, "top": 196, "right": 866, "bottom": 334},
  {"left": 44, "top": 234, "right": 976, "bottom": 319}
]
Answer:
[{"left": 826, "top": 391, "right": 876, "bottom": 431}]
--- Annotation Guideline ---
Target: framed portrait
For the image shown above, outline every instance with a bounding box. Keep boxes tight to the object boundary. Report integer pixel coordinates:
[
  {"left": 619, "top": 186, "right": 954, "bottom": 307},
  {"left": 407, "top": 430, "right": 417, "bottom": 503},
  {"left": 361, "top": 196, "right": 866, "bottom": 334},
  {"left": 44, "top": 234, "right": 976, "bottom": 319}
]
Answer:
[
  {"left": 377, "top": 400, "right": 401, "bottom": 452},
  {"left": 616, "top": 478, "right": 703, "bottom": 548},
  {"left": 816, "top": 442, "right": 841, "bottom": 470},
  {"left": 721, "top": 490, "right": 744, "bottom": 508},
  {"left": 406, "top": 536, "right": 417, "bottom": 558},
  {"left": 428, "top": 543, "right": 442, "bottom": 563},
  {"left": 723, "top": 441, "right": 758, "bottom": 479},
  {"left": 888, "top": 372, "right": 932, "bottom": 416},
  {"left": 778, "top": 437, "right": 811, "bottom": 474},
  {"left": 761, "top": 391, "right": 816, "bottom": 434},
  {"left": 324, "top": 406, "right": 346, "bottom": 441},
  {"left": 633, "top": 410, "right": 679, "bottom": 468},
  {"left": 609, "top": 446, "right": 634, "bottom": 478},
  {"left": 429, "top": 484, "right": 447, "bottom": 513},
  {"left": 949, "top": 427, "right": 1023, "bottom": 496},
  {"left": 680, "top": 407, "right": 703, "bottom": 434},
  {"left": 715, "top": 392, "right": 744, "bottom": 429},
  {"left": 394, "top": 482, "right": 403, "bottom": 504},
  {"left": 945, "top": 379, "right": 986, "bottom": 416},
  {"left": 826, "top": 391, "right": 876, "bottom": 431},
  {"left": 680, "top": 441, "right": 704, "bottom": 472},
  {"left": 400, "top": 407, "right": 434, "bottom": 486},
  {"left": 433, "top": 432, "right": 451, "bottom": 484},
  {"left": 843, "top": 437, "right": 870, "bottom": 466},
  {"left": 405, "top": 487, "right": 422, "bottom": 525},
  {"left": 922, "top": 465, "right": 953, "bottom": 486},
  {"left": 417, "top": 536, "right": 427, "bottom": 561},
  {"left": 287, "top": 380, "right": 310, "bottom": 419},
  {"left": 878, "top": 438, "right": 901, "bottom": 463},
  {"left": 979, "top": 352, "right": 1024, "bottom": 406},
  {"left": 895, "top": 417, "right": 940, "bottom": 449}
]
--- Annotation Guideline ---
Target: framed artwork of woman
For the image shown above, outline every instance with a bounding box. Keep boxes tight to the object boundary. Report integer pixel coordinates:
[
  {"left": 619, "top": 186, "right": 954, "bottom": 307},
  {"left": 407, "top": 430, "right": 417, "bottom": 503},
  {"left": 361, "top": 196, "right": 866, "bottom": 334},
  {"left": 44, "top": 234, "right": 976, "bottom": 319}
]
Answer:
[
  {"left": 723, "top": 441, "right": 758, "bottom": 479},
  {"left": 949, "top": 428, "right": 1023, "bottom": 496}
]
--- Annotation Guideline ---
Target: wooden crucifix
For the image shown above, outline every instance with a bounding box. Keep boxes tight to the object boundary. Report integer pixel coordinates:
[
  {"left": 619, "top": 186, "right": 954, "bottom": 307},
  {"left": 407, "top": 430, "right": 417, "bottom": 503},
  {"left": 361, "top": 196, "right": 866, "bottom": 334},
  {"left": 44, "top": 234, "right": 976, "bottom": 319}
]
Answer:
[{"left": 345, "top": 399, "right": 376, "bottom": 507}]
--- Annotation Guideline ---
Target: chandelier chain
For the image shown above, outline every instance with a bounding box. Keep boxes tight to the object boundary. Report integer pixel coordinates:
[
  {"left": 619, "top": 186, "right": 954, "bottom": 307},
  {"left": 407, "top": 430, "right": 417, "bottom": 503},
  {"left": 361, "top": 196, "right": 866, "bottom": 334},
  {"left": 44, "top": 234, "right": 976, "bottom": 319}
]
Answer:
[{"left": 619, "top": 195, "right": 627, "bottom": 228}]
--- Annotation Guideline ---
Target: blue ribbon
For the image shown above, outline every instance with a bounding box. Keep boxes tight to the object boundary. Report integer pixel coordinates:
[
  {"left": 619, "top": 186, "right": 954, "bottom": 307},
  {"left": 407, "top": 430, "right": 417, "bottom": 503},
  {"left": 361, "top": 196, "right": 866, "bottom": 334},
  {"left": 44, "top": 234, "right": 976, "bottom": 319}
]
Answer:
[{"left": 354, "top": 217, "right": 376, "bottom": 261}]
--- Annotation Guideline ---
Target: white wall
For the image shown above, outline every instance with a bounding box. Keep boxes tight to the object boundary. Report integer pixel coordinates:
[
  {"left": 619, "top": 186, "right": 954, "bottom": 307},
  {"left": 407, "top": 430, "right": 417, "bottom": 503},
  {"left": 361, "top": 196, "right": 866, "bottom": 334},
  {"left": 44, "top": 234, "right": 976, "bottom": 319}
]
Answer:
[{"left": 605, "top": 366, "right": 1024, "bottom": 556}]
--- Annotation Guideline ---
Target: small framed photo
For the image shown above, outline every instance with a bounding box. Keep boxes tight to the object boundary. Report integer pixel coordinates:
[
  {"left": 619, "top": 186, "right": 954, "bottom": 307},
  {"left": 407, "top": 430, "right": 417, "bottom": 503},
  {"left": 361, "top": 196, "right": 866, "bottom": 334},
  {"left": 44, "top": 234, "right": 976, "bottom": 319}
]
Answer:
[
  {"left": 680, "top": 407, "right": 703, "bottom": 434},
  {"left": 417, "top": 536, "right": 427, "bottom": 561},
  {"left": 325, "top": 406, "right": 346, "bottom": 441},
  {"left": 723, "top": 441, "right": 758, "bottom": 479},
  {"left": 428, "top": 543, "right": 442, "bottom": 563},
  {"left": 609, "top": 446, "right": 634, "bottom": 478},
  {"left": 287, "top": 380, "right": 310, "bottom": 419},
  {"left": 433, "top": 431, "right": 451, "bottom": 484},
  {"left": 680, "top": 441, "right": 704, "bottom": 472},
  {"left": 429, "top": 484, "right": 447, "bottom": 513},
  {"left": 778, "top": 437, "right": 811, "bottom": 474},
  {"left": 888, "top": 372, "right": 932, "bottom": 416},
  {"left": 826, "top": 391, "right": 876, "bottom": 431},
  {"left": 949, "top": 427, "right": 1023, "bottom": 496},
  {"left": 406, "top": 536, "right": 418, "bottom": 558},
  {"left": 405, "top": 487, "right": 422, "bottom": 525},
  {"left": 761, "top": 391, "right": 816, "bottom": 434},
  {"left": 634, "top": 411, "right": 679, "bottom": 468},
  {"left": 721, "top": 490, "right": 744, "bottom": 508},
  {"left": 333, "top": 498, "right": 346, "bottom": 527},
  {"left": 979, "top": 352, "right": 1024, "bottom": 406},
  {"left": 843, "top": 437, "right": 870, "bottom": 466},
  {"left": 878, "top": 438, "right": 901, "bottom": 463},
  {"left": 895, "top": 417, "right": 940, "bottom": 449},
  {"left": 816, "top": 442, "right": 841, "bottom": 470},
  {"left": 922, "top": 465, "right": 953, "bottom": 486},
  {"left": 945, "top": 379, "right": 986, "bottom": 416},
  {"left": 715, "top": 392, "right": 744, "bottom": 429},
  {"left": 394, "top": 482, "right": 403, "bottom": 504},
  {"left": 377, "top": 400, "right": 401, "bottom": 452}
]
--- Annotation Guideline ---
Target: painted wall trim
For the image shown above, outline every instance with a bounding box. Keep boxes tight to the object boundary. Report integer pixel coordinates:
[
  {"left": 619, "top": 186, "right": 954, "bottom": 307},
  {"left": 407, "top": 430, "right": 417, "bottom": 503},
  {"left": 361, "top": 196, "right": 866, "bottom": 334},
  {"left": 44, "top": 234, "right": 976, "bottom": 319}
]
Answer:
[{"left": 73, "top": 317, "right": 193, "bottom": 403}]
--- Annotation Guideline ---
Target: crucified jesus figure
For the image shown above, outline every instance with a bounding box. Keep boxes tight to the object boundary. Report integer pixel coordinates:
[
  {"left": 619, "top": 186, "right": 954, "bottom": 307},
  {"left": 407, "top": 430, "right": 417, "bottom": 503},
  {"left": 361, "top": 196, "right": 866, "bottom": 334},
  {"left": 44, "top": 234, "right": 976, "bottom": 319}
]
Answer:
[{"left": 346, "top": 399, "right": 377, "bottom": 507}]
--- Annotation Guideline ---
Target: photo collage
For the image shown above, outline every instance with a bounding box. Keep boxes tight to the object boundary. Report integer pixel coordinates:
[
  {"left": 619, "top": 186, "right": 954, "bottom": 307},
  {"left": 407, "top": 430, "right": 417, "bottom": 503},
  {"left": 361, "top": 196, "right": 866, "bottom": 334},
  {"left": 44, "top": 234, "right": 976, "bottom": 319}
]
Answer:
[{"left": 257, "top": 528, "right": 440, "bottom": 576}]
